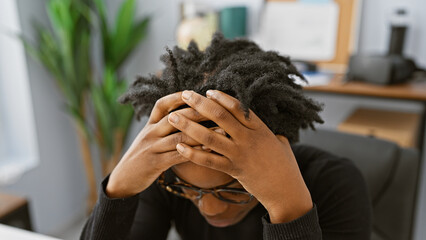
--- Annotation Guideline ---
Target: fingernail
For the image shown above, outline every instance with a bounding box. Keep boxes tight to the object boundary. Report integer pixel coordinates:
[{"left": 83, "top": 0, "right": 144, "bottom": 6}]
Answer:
[
  {"left": 214, "top": 128, "right": 226, "bottom": 135},
  {"left": 182, "top": 90, "right": 193, "bottom": 100},
  {"left": 176, "top": 144, "right": 185, "bottom": 153},
  {"left": 206, "top": 90, "right": 215, "bottom": 98},
  {"left": 169, "top": 113, "right": 179, "bottom": 123},
  {"left": 202, "top": 145, "right": 211, "bottom": 151}
]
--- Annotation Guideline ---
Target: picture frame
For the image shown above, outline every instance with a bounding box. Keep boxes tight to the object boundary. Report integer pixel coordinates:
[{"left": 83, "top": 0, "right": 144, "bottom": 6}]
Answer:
[{"left": 262, "top": 0, "right": 363, "bottom": 72}]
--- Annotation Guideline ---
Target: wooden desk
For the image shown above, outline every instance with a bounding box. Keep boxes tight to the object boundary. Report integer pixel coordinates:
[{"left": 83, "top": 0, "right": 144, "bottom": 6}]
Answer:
[
  {"left": 0, "top": 193, "right": 32, "bottom": 231},
  {"left": 304, "top": 74, "right": 426, "bottom": 145},
  {"left": 304, "top": 75, "right": 426, "bottom": 102},
  {"left": 304, "top": 74, "right": 426, "bottom": 150}
]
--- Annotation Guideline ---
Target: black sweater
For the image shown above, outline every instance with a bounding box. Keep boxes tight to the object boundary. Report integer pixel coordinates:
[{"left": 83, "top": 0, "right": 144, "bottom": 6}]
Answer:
[{"left": 81, "top": 144, "right": 372, "bottom": 240}]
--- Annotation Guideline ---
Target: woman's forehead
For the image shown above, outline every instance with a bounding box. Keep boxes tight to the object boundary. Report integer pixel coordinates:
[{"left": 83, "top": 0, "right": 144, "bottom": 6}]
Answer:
[{"left": 172, "top": 162, "right": 235, "bottom": 188}]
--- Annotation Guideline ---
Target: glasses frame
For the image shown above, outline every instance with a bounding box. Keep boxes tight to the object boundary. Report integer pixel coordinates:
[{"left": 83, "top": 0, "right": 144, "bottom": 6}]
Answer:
[{"left": 157, "top": 172, "right": 254, "bottom": 204}]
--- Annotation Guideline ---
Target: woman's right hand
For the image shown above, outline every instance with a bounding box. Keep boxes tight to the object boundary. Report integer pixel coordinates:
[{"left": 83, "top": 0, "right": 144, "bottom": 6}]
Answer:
[{"left": 106, "top": 92, "right": 207, "bottom": 198}]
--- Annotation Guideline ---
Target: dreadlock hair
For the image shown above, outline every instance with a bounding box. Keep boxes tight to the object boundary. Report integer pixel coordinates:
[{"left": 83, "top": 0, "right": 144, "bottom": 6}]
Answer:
[{"left": 119, "top": 33, "right": 324, "bottom": 143}]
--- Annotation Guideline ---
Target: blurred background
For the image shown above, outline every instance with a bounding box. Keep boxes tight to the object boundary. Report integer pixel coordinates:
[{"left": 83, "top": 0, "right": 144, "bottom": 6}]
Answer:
[{"left": 1, "top": 0, "right": 426, "bottom": 239}]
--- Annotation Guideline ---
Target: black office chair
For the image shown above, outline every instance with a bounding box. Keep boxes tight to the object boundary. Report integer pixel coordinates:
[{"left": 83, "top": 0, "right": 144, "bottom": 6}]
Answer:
[{"left": 299, "top": 128, "right": 420, "bottom": 240}]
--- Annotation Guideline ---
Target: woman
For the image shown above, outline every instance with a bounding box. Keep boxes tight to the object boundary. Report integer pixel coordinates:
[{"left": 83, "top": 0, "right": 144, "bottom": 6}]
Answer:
[{"left": 81, "top": 33, "right": 371, "bottom": 240}]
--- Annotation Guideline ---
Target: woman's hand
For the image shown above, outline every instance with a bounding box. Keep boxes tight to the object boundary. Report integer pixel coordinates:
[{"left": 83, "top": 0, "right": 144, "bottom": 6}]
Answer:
[
  {"left": 106, "top": 92, "right": 209, "bottom": 198},
  {"left": 168, "top": 90, "right": 313, "bottom": 223}
]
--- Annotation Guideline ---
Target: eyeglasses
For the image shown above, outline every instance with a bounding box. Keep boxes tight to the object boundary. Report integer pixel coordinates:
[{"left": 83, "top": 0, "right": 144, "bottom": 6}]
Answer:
[{"left": 157, "top": 172, "right": 254, "bottom": 204}]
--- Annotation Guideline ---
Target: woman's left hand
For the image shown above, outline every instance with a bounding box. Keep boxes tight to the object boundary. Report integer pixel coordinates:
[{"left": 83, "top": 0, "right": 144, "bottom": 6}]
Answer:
[{"left": 167, "top": 90, "right": 313, "bottom": 223}]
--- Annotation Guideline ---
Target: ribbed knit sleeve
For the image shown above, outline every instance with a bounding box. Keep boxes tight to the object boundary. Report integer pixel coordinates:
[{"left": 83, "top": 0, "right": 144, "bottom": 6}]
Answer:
[
  {"left": 262, "top": 205, "right": 322, "bottom": 240},
  {"left": 80, "top": 175, "right": 140, "bottom": 240}
]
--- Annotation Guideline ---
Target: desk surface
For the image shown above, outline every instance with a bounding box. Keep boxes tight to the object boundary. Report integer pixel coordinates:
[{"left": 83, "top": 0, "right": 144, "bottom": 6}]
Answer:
[
  {"left": 0, "top": 224, "right": 59, "bottom": 240},
  {"left": 304, "top": 75, "right": 426, "bottom": 102}
]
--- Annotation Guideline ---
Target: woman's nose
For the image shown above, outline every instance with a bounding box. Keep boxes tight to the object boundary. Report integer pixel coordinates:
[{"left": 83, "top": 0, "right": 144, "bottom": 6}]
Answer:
[{"left": 197, "top": 193, "right": 228, "bottom": 216}]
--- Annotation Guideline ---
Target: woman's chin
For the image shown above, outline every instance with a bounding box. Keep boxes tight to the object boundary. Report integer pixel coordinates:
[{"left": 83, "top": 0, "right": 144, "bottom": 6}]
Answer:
[{"left": 205, "top": 217, "right": 238, "bottom": 227}]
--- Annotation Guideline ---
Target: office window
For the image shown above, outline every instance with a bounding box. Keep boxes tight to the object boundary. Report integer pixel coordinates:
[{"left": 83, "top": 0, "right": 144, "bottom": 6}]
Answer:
[{"left": 0, "top": 0, "right": 39, "bottom": 185}]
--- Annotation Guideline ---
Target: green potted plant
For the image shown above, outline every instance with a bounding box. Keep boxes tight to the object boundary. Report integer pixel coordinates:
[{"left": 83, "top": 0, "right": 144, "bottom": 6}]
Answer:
[{"left": 20, "top": 0, "right": 150, "bottom": 212}]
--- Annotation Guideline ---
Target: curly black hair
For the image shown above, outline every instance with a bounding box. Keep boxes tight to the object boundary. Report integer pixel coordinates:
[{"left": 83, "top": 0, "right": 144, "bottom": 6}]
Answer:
[{"left": 119, "top": 33, "right": 323, "bottom": 143}]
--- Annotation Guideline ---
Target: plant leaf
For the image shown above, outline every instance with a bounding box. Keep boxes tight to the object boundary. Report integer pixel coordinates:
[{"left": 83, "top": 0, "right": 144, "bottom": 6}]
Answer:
[
  {"left": 114, "top": 17, "right": 150, "bottom": 70},
  {"left": 111, "top": 0, "right": 136, "bottom": 68},
  {"left": 93, "top": 0, "right": 112, "bottom": 67}
]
